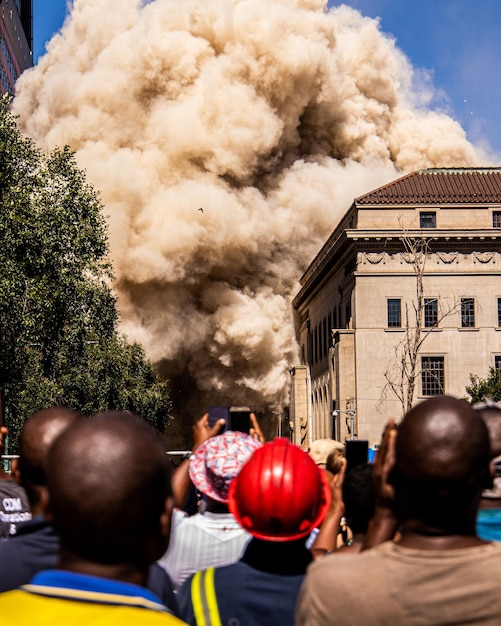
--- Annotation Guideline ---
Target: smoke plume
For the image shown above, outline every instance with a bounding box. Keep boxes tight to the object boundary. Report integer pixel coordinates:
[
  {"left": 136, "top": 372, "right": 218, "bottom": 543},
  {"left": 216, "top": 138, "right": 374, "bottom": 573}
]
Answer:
[{"left": 13, "top": 0, "right": 488, "bottom": 414}]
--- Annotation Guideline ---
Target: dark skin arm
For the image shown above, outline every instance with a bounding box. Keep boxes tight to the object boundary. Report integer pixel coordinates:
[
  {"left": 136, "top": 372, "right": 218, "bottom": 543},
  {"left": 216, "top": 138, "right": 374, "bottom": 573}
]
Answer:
[
  {"left": 310, "top": 458, "right": 346, "bottom": 559},
  {"left": 171, "top": 411, "right": 265, "bottom": 508},
  {"left": 249, "top": 412, "right": 265, "bottom": 444},
  {"left": 171, "top": 414, "right": 225, "bottom": 508},
  {"left": 362, "top": 419, "right": 399, "bottom": 550}
]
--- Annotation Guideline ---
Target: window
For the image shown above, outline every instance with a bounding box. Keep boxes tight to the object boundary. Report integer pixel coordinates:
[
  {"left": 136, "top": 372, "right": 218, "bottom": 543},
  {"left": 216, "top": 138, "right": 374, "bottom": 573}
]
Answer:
[
  {"left": 421, "top": 356, "right": 444, "bottom": 396},
  {"left": 461, "top": 298, "right": 475, "bottom": 328},
  {"left": 387, "top": 299, "right": 402, "bottom": 328},
  {"left": 495, "top": 356, "right": 501, "bottom": 372},
  {"left": 493, "top": 212, "right": 501, "bottom": 228},
  {"left": 423, "top": 298, "right": 438, "bottom": 328},
  {"left": 498, "top": 298, "right": 501, "bottom": 327},
  {"left": 420, "top": 211, "right": 436, "bottom": 228}
]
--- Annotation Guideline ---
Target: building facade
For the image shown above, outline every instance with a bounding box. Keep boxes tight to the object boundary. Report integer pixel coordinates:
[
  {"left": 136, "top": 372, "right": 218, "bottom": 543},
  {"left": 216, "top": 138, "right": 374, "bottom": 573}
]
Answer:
[
  {"left": 290, "top": 168, "right": 501, "bottom": 448},
  {"left": 0, "top": 0, "right": 32, "bottom": 95}
]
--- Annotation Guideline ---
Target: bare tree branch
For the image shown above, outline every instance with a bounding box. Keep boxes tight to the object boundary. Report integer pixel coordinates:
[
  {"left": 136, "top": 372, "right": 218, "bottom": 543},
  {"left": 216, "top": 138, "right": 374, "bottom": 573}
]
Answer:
[{"left": 379, "top": 225, "right": 460, "bottom": 416}]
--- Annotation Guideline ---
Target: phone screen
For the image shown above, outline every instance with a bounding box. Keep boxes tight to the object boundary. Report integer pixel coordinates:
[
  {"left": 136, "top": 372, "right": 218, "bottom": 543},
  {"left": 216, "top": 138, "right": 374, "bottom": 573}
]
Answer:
[
  {"left": 345, "top": 439, "right": 369, "bottom": 472},
  {"left": 229, "top": 406, "right": 251, "bottom": 434},
  {"left": 208, "top": 406, "right": 229, "bottom": 432}
]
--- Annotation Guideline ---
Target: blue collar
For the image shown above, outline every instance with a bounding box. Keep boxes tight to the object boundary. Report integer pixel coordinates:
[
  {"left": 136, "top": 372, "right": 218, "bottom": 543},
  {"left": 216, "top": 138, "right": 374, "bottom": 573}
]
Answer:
[{"left": 23, "top": 570, "right": 167, "bottom": 612}]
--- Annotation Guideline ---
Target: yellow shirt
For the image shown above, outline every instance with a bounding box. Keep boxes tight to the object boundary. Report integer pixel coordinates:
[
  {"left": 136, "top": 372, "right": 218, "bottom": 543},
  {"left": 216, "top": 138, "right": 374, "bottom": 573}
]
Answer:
[{"left": 0, "top": 570, "right": 187, "bottom": 625}]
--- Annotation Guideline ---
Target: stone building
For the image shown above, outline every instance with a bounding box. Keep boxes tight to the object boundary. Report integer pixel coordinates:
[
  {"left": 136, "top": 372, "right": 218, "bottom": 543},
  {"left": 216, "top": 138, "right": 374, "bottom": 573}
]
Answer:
[
  {"left": 0, "top": 0, "right": 32, "bottom": 95},
  {"left": 290, "top": 168, "right": 501, "bottom": 448}
]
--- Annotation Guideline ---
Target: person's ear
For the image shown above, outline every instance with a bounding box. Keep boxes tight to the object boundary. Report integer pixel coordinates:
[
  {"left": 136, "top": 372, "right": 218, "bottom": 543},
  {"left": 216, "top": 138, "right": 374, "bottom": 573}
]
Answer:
[
  {"left": 10, "top": 457, "right": 21, "bottom": 483},
  {"left": 489, "top": 458, "right": 496, "bottom": 478},
  {"left": 148, "top": 495, "right": 174, "bottom": 562},
  {"left": 388, "top": 464, "right": 399, "bottom": 487},
  {"left": 483, "top": 459, "right": 496, "bottom": 490},
  {"left": 39, "top": 486, "right": 51, "bottom": 517},
  {"left": 159, "top": 496, "right": 174, "bottom": 543}
]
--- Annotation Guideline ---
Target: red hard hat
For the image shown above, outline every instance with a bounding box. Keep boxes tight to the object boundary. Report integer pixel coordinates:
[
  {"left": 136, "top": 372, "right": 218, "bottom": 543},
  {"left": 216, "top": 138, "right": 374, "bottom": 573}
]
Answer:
[{"left": 228, "top": 438, "right": 331, "bottom": 542}]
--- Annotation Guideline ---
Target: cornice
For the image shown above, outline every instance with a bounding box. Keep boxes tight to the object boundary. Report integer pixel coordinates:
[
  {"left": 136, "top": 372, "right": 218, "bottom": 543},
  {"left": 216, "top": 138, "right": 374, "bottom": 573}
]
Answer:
[
  {"left": 293, "top": 228, "right": 501, "bottom": 309},
  {"left": 349, "top": 229, "right": 501, "bottom": 240}
]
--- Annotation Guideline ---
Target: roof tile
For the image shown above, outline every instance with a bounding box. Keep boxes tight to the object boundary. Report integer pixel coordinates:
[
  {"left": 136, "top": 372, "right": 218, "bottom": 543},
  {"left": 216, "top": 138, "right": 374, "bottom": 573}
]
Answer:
[{"left": 356, "top": 168, "right": 501, "bottom": 205}]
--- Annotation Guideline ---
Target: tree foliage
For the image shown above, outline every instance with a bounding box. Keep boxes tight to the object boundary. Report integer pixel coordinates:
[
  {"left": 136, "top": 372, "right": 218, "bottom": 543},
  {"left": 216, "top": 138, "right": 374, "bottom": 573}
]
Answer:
[
  {"left": 0, "top": 96, "right": 171, "bottom": 448},
  {"left": 464, "top": 368, "right": 501, "bottom": 405}
]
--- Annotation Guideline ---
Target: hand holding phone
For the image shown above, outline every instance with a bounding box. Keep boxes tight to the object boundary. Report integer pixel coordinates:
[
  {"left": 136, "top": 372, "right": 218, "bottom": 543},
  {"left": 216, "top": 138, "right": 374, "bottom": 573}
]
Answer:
[
  {"left": 208, "top": 406, "right": 229, "bottom": 432},
  {"left": 229, "top": 406, "right": 251, "bottom": 434}
]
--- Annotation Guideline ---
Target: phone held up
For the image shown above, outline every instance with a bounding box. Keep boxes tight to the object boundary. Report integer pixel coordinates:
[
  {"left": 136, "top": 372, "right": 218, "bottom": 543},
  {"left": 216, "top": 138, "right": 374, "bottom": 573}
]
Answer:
[
  {"left": 345, "top": 439, "right": 369, "bottom": 473},
  {"left": 208, "top": 405, "right": 251, "bottom": 434}
]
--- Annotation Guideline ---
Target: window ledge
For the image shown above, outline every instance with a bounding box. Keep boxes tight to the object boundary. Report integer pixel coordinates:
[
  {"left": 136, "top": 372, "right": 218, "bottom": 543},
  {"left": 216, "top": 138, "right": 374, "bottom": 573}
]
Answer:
[
  {"left": 421, "top": 327, "right": 443, "bottom": 332},
  {"left": 458, "top": 327, "right": 479, "bottom": 332},
  {"left": 385, "top": 328, "right": 405, "bottom": 332}
]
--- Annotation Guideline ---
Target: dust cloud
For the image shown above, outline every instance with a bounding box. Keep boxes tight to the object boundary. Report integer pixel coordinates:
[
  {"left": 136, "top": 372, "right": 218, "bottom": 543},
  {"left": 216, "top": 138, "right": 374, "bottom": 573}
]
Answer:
[{"left": 13, "top": 0, "right": 487, "bottom": 415}]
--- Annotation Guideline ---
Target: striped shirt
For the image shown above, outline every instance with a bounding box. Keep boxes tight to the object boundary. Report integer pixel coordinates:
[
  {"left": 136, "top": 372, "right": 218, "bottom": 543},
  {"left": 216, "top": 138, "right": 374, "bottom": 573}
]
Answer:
[{"left": 158, "top": 509, "right": 251, "bottom": 589}]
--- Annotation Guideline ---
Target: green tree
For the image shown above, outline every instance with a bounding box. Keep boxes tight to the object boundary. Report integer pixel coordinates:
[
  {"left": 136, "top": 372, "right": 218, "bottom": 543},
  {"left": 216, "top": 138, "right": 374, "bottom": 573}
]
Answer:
[
  {"left": 0, "top": 96, "right": 171, "bottom": 448},
  {"left": 464, "top": 368, "right": 501, "bottom": 405}
]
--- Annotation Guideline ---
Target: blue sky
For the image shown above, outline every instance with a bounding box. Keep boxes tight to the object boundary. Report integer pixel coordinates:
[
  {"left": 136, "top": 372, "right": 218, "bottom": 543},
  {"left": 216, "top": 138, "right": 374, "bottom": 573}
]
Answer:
[{"left": 32, "top": 0, "right": 501, "bottom": 155}]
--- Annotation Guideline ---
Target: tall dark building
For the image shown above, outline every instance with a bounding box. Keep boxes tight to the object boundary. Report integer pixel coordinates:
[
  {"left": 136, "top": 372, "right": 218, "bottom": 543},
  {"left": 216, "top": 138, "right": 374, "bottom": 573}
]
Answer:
[{"left": 0, "top": 0, "right": 32, "bottom": 95}]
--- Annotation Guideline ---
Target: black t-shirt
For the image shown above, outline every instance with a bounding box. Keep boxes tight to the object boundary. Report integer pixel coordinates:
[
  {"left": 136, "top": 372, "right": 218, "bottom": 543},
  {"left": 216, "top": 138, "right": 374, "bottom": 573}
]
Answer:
[{"left": 0, "top": 479, "right": 31, "bottom": 539}]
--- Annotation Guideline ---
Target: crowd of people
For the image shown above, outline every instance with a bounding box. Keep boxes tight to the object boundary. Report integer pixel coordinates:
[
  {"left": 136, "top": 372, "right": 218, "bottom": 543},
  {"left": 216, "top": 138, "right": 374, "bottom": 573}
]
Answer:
[{"left": 1, "top": 394, "right": 501, "bottom": 624}]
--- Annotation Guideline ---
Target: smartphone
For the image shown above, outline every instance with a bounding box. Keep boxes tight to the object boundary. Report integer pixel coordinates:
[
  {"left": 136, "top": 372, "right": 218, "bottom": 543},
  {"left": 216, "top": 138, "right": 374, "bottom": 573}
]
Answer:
[
  {"left": 208, "top": 406, "right": 229, "bottom": 432},
  {"left": 345, "top": 439, "right": 369, "bottom": 473},
  {"left": 229, "top": 406, "right": 251, "bottom": 434}
]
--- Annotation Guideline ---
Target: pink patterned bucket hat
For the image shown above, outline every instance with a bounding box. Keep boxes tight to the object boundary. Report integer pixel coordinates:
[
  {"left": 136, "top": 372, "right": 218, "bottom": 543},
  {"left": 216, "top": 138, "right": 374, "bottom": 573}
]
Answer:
[{"left": 189, "top": 431, "right": 262, "bottom": 503}]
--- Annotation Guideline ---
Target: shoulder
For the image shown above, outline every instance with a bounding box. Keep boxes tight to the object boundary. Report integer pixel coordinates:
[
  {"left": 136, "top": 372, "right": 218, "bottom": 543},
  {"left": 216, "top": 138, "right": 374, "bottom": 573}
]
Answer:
[
  {"left": 147, "top": 564, "right": 178, "bottom": 615},
  {"left": 0, "top": 479, "right": 29, "bottom": 500},
  {"left": 171, "top": 508, "right": 188, "bottom": 526},
  {"left": 296, "top": 546, "right": 398, "bottom": 626},
  {"left": 300, "top": 545, "right": 386, "bottom": 599},
  {"left": 0, "top": 587, "right": 187, "bottom": 624},
  {"left": 308, "top": 543, "right": 382, "bottom": 573}
]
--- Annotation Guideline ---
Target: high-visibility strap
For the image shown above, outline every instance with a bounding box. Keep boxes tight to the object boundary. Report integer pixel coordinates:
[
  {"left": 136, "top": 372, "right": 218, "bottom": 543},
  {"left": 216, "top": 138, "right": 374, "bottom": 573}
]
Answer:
[{"left": 191, "top": 568, "right": 222, "bottom": 626}]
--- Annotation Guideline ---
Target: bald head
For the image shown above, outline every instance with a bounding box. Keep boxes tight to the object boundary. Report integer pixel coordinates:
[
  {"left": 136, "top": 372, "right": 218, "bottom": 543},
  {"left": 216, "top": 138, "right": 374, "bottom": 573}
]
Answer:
[
  {"left": 18, "top": 407, "right": 84, "bottom": 508},
  {"left": 47, "top": 411, "right": 172, "bottom": 568},
  {"left": 397, "top": 395, "right": 489, "bottom": 483},
  {"left": 394, "top": 396, "right": 490, "bottom": 530}
]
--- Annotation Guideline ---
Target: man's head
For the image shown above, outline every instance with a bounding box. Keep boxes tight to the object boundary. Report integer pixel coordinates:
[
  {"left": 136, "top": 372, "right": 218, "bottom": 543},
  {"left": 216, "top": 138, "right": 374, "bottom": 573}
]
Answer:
[
  {"left": 473, "top": 401, "right": 501, "bottom": 499},
  {"left": 46, "top": 410, "right": 173, "bottom": 572},
  {"left": 308, "top": 438, "right": 344, "bottom": 470},
  {"left": 326, "top": 449, "right": 345, "bottom": 475},
  {"left": 473, "top": 401, "right": 501, "bottom": 458},
  {"left": 393, "top": 395, "right": 490, "bottom": 532},
  {"left": 228, "top": 438, "right": 331, "bottom": 542},
  {"left": 16, "top": 406, "right": 84, "bottom": 511}
]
